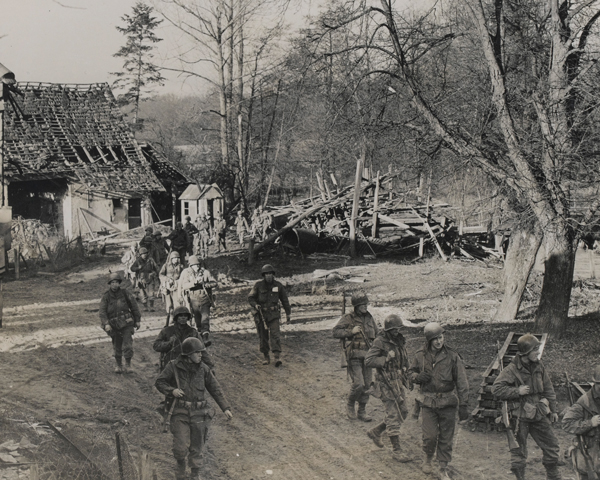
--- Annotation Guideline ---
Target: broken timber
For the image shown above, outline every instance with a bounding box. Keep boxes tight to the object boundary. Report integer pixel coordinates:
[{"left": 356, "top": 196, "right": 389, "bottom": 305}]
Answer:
[{"left": 471, "top": 332, "right": 548, "bottom": 430}]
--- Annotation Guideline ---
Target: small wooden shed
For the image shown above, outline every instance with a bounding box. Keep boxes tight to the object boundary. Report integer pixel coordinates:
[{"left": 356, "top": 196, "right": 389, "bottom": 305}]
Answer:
[{"left": 179, "top": 183, "right": 224, "bottom": 222}]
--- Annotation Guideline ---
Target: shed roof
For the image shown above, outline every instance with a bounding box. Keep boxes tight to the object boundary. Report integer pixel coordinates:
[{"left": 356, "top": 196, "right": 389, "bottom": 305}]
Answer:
[
  {"left": 179, "top": 183, "right": 223, "bottom": 201},
  {"left": 3, "top": 82, "right": 164, "bottom": 193}
]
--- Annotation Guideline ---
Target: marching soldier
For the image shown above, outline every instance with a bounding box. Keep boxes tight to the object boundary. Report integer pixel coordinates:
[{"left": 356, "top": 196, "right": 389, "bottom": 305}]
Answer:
[
  {"left": 248, "top": 264, "right": 291, "bottom": 367},
  {"left": 139, "top": 226, "right": 154, "bottom": 251},
  {"left": 99, "top": 272, "right": 141, "bottom": 374},
  {"left": 155, "top": 337, "right": 233, "bottom": 480},
  {"left": 409, "top": 322, "right": 469, "bottom": 479},
  {"left": 196, "top": 214, "right": 211, "bottom": 258},
  {"left": 332, "top": 292, "right": 378, "bottom": 422},
  {"left": 214, "top": 214, "right": 227, "bottom": 252},
  {"left": 179, "top": 255, "right": 218, "bottom": 346},
  {"left": 152, "top": 306, "right": 214, "bottom": 371},
  {"left": 130, "top": 247, "right": 160, "bottom": 311},
  {"left": 159, "top": 251, "right": 185, "bottom": 317},
  {"left": 152, "top": 231, "right": 169, "bottom": 267},
  {"left": 563, "top": 365, "right": 600, "bottom": 480},
  {"left": 183, "top": 215, "right": 199, "bottom": 239},
  {"left": 167, "top": 222, "right": 190, "bottom": 264},
  {"left": 364, "top": 314, "right": 412, "bottom": 462},
  {"left": 250, "top": 206, "right": 262, "bottom": 240},
  {"left": 235, "top": 209, "right": 249, "bottom": 246},
  {"left": 493, "top": 334, "right": 561, "bottom": 480}
]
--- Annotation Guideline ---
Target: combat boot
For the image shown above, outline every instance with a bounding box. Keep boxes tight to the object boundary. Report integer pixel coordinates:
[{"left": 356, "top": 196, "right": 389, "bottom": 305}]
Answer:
[
  {"left": 389, "top": 435, "right": 412, "bottom": 463},
  {"left": 274, "top": 352, "right": 282, "bottom": 368},
  {"left": 438, "top": 461, "right": 451, "bottom": 480},
  {"left": 510, "top": 467, "right": 525, "bottom": 480},
  {"left": 262, "top": 353, "right": 271, "bottom": 365},
  {"left": 346, "top": 401, "right": 357, "bottom": 420},
  {"left": 421, "top": 455, "right": 433, "bottom": 474},
  {"left": 174, "top": 459, "right": 186, "bottom": 480},
  {"left": 114, "top": 356, "right": 123, "bottom": 374},
  {"left": 366, "top": 422, "right": 386, "bottom": 448},
  {"left": 123, "top": 358, "right": 133, "bottom": 374},
  {"left": 357, "top": 403, "right": 372, "bottom": 422},
  {"left": 202, "top": 332, "right": 212, "bottom": 348},
  {"left": 544, "top": 464, "right": 561, "bottom": 480}
]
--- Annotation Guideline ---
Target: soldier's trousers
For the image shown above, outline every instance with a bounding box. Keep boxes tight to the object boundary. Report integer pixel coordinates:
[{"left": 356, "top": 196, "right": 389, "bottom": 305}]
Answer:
[
  {"left": 138, "top": 281, "right": 156, "bottom": 305},
  {"left": 421, "top": 405, "right": 457, "bottom": 463},
  {"left": 382, "top": 391, "right": 408, "bottom": 437},
  {"left": 511, "top": 417, "right": 560, "bottom": 470},
  {"left": 170, "top": 412, "right": 210, "bottom": 469},
  {"left": 256, "top": 318, "right": 281, "bottom": 354},
  {"left": 111, "top": 325, "right": 135, "bottom": 359},
  {"left": 348, "top": 358, "right": 372, "bottom": 405},
  {"left": 190, "top": 298, "right": 211, "bottom": 334}
]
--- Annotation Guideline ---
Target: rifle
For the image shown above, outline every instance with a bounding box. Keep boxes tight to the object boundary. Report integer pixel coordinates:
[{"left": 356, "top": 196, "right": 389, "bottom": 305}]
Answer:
[
  {"left": 165, "top": 305, "right": 172, "bottom": 327},
  {"left": 566, "top": 372, "right": 599, "bottom": 480},
  {"left": 202, "top": 282, "right": 216, "bottom": 308},
  {"left": 163, "top": 361, "right": 181, "bottom": 433},
  {"left": 255, "top": 305, "right": 267, "bottom": 329},
  {"left": 495, "top": 342, "right": 520, "bottom": 451}
]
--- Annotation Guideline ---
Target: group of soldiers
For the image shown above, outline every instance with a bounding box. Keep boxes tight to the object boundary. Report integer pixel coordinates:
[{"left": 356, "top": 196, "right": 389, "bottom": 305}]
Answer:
[
  {"left": 100, "top": 242, "right": 600, "bottom": 480},
  {"left": 99, "top": 252, "right": 292, "bottom": 480}
]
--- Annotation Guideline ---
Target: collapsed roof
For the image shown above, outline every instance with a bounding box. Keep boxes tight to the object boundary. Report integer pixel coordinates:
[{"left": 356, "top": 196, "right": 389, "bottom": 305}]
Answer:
[{"left": 3, "top": 82, "right": 165, "bottom": 193}]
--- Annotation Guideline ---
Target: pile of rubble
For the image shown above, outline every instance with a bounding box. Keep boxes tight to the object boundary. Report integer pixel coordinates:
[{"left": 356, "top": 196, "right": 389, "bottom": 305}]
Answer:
[{"left": 259, "top": 173, "right": 501, "bottom": 260}]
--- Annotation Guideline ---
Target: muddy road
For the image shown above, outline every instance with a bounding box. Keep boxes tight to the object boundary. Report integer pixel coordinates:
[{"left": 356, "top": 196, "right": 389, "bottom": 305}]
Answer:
[{"left": 0, "top": 252, "right": 591, "bottom": 480}]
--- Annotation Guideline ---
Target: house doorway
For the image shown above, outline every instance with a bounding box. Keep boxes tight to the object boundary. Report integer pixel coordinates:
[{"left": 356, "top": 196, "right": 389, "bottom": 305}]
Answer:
[{"left": 128, "top": 198, "right": 142, "bottom": 229}]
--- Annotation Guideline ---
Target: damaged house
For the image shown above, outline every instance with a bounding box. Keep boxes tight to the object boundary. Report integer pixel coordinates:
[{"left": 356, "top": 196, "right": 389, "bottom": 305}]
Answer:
[{"left": 2, "top": 82, "right": 190, "bottom": 238}]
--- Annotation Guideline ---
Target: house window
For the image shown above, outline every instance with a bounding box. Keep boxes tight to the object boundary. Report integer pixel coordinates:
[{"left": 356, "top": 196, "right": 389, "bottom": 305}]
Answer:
[
  {"left": 113, "top": 198, "right": 122, "bottom": 209},
  {"left": 184, "top": 201, "right": 189, "bottom": 216}
]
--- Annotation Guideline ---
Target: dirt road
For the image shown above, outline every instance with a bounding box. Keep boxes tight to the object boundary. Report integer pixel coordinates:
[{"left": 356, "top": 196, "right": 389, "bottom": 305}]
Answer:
[{"left": 0, "top": 253, "right": 586, "bottom": 480}]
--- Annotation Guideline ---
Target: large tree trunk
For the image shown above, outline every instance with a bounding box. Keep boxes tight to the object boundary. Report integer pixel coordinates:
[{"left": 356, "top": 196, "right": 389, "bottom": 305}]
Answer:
[
  {"left": 534, "top": 222, "right": 577, "bottom": 337},
  {"left": 494, "top": 225, "right": 542, "bottom": 323}
]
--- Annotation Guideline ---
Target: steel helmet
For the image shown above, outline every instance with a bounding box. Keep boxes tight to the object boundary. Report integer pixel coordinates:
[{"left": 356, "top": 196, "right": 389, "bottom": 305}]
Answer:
[
  {"left": 181, "top": 337, "right": 205, "bottom": 355},
  {"left": 170, "top": 251, "right": 180, "bottom": 259},
  {"left": 261, "top": 264, "right": 276, "bottom": 275},
  {"left": 351, "top": 292, "right": 369, "bottom": 307},
  {"left": 139, "top": 247, "right": 149, "bottom": 255},
  {"left": 175, "top": 222, "right": 183, "bottom": 229},
  {"left": 173, "top": 306, "right": 191, "bottom": 320},
  {"left": 188, "top": 255, "right": 201, "bottom": 266},
  {"left": 185, "top": 216, "right": 191, "bottom": 221},
  {"left": 517, "top": 334, "right": 540, "bottom": 355},
  {"left": 424, "top": 322, "right": 444, "bottom": 342},
  {"left": 592, "top": 365, "right": 600, "bottom": 383},
  {"left": 107, "top": 272, "right": 122, "bottom": 284},
  {"left": 153, "top": 231, "right": 162, "bottom": 237},
  {"left": 145, "top": 226, "right": 153, "bottom": 233},
  {"left": 384, "top": 314, "right": 404, "bottom": 331}
]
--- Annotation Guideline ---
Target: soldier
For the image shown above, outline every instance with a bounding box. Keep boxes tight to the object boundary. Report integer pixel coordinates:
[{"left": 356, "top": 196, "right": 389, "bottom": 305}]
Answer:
[
  {"left": 234, "top": 209, "right": 249, "bottom": 246},
  {"left": 139, "top": 226, "right": 154, "bottom": 251},
  {"left": 364, "top": 314, "right": 411, "bottom": 462},
  {"left": 214, "top": 214, "right": 227, "bottom": 252},
  {"left": 130, "top": 247, "right": 160, "bottom": 311},
  {"left": 179, "top": 255, "right": 218, "bottom": 346},
  {"left": 183, "top": 215, "right": 199, "bottom": 240},
  {"left": 409, "top": 322, "right": 469, "bottom": 479},
  {"left": 493, "top": 334, "right": 561, "bottom": 480},
  {"left": 99, "top": 272, "right": 142, "bottom": 374},
  {"left": 167, "top": 222, "right": 190, "bottom": 263},
  {"left": 332, "top": 291, "right": 378, "bottom": 421},
  {"left": 153, "top": 306, "right": 214, "bottom": 371},
  {"left": 196, "top": 214, "right": 211, "bottom": 258},
  {"left": 159, "top": 251, "right": 185, "bottom": 317},
  {"left": 152, "top": 231, "right": 169, "bottom": 267},
  {"left": 248, "top": 264, "right": 291, "bottom": 367},
  {"left": 155, "top": 337, "right": 233, "bottom": 480},
  {"left": 563, "top": 365, "right": 600, "bottom": 480},
  {"left": 250, "top": 206, "right": 262, "bottom": 240}
]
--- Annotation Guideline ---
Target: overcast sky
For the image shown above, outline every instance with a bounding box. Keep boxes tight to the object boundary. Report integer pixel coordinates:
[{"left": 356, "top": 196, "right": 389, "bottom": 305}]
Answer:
[{"left": 3, "top": 0, "right": 436, "bottom": 96}]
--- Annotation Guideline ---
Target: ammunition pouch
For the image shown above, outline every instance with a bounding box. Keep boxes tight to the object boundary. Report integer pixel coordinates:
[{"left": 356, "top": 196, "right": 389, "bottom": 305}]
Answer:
[
  {"left": 175, "top": 399, "right": 208, "bottom": 410},
  {"left": 109, "top": 312, "right": 133, "bottom": 330},
  {"left": 421, "top": 391, "right": 458, "bottom": 409}
]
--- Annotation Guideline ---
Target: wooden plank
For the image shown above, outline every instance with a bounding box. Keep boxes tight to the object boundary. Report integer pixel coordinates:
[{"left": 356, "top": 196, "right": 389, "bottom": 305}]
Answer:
[
  {"left": 411, "top": 207, "right": 447, "bottom": 261},
  {"left": 79, "top": 208, "right": 96, "bottom": 239},
  {"left": 80, "top": 208, "right": 126, "bottom": 233},
  {"left": 371, "top": 171, "right": 380, "bottom": 238}
]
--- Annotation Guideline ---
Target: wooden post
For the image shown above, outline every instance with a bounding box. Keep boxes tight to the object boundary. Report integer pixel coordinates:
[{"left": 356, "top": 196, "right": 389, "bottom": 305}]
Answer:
[
  {"left": 115, "top": 433, "right": 125, "bottom": 480},
  {"left": 371, "top": 171, "right": 380, "bottom": 238},
  {"left": 248, "top": 237, "right": 255, "bottom": 265},
  {"left": 589, "top": 249, "right": 596, "bottom": 279},
  {"left": 172, "top": 188, "right": 177, "bottom": 228},
  {"left": 14, "top": 245, "right": 19, "bottom": 279},
  {"left": 388, "top": 164, "right": 393, "bottom": 201},
  {"left": 419, "top": 238, "right": 424, "bottom": 257},
  {"left": 349, "top": 151, "right": 365, "bottom": 258},
  {"left": 341, "top": 290, "right": 346, "bottom": 315}
]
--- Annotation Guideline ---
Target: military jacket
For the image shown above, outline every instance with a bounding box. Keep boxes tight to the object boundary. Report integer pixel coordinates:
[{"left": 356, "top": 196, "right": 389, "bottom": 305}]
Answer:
[
  {"left": 248, "top": 279, "right": 291, "bottom": 323},
  {"left": 167, "top": 229, "right": 190, "bottom": 250},
  {"left": 155, "top": 357, "right": 229, "bottom": 416},
  {"left": 153, "top": 324, "right": 214, "bottom": 368},
  {"left": 214, "top": 218, "right": 226, "bottom": 234},
  {"left": 159, "top": 260, "right": 184, "bottom": 291},
  {"left": 179, "top": 267, "right": 217, "bottom": 304},
  {"left": 130, "top": 256, "right": 159, "bottom": 284},
  {"left": 492, "top": 355, "right": 556, "bottom": 420},
  {"left": 332, "top": 311, "right": 378, "bottom": 359},
  {"left": 99, "top": 288, "right": 141, "bottom": 330},
  {"left": 409, "top": 344, "right": 469, "bottom": 408},
  {"left": 235, "top": 215, "right": 249, "bottom": 233},
  {"left": 563, "top": 389, "right": 600, "bottom": 473},
  {"left": 365, "top": 332, "right": 409, "bottom": 400}
]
